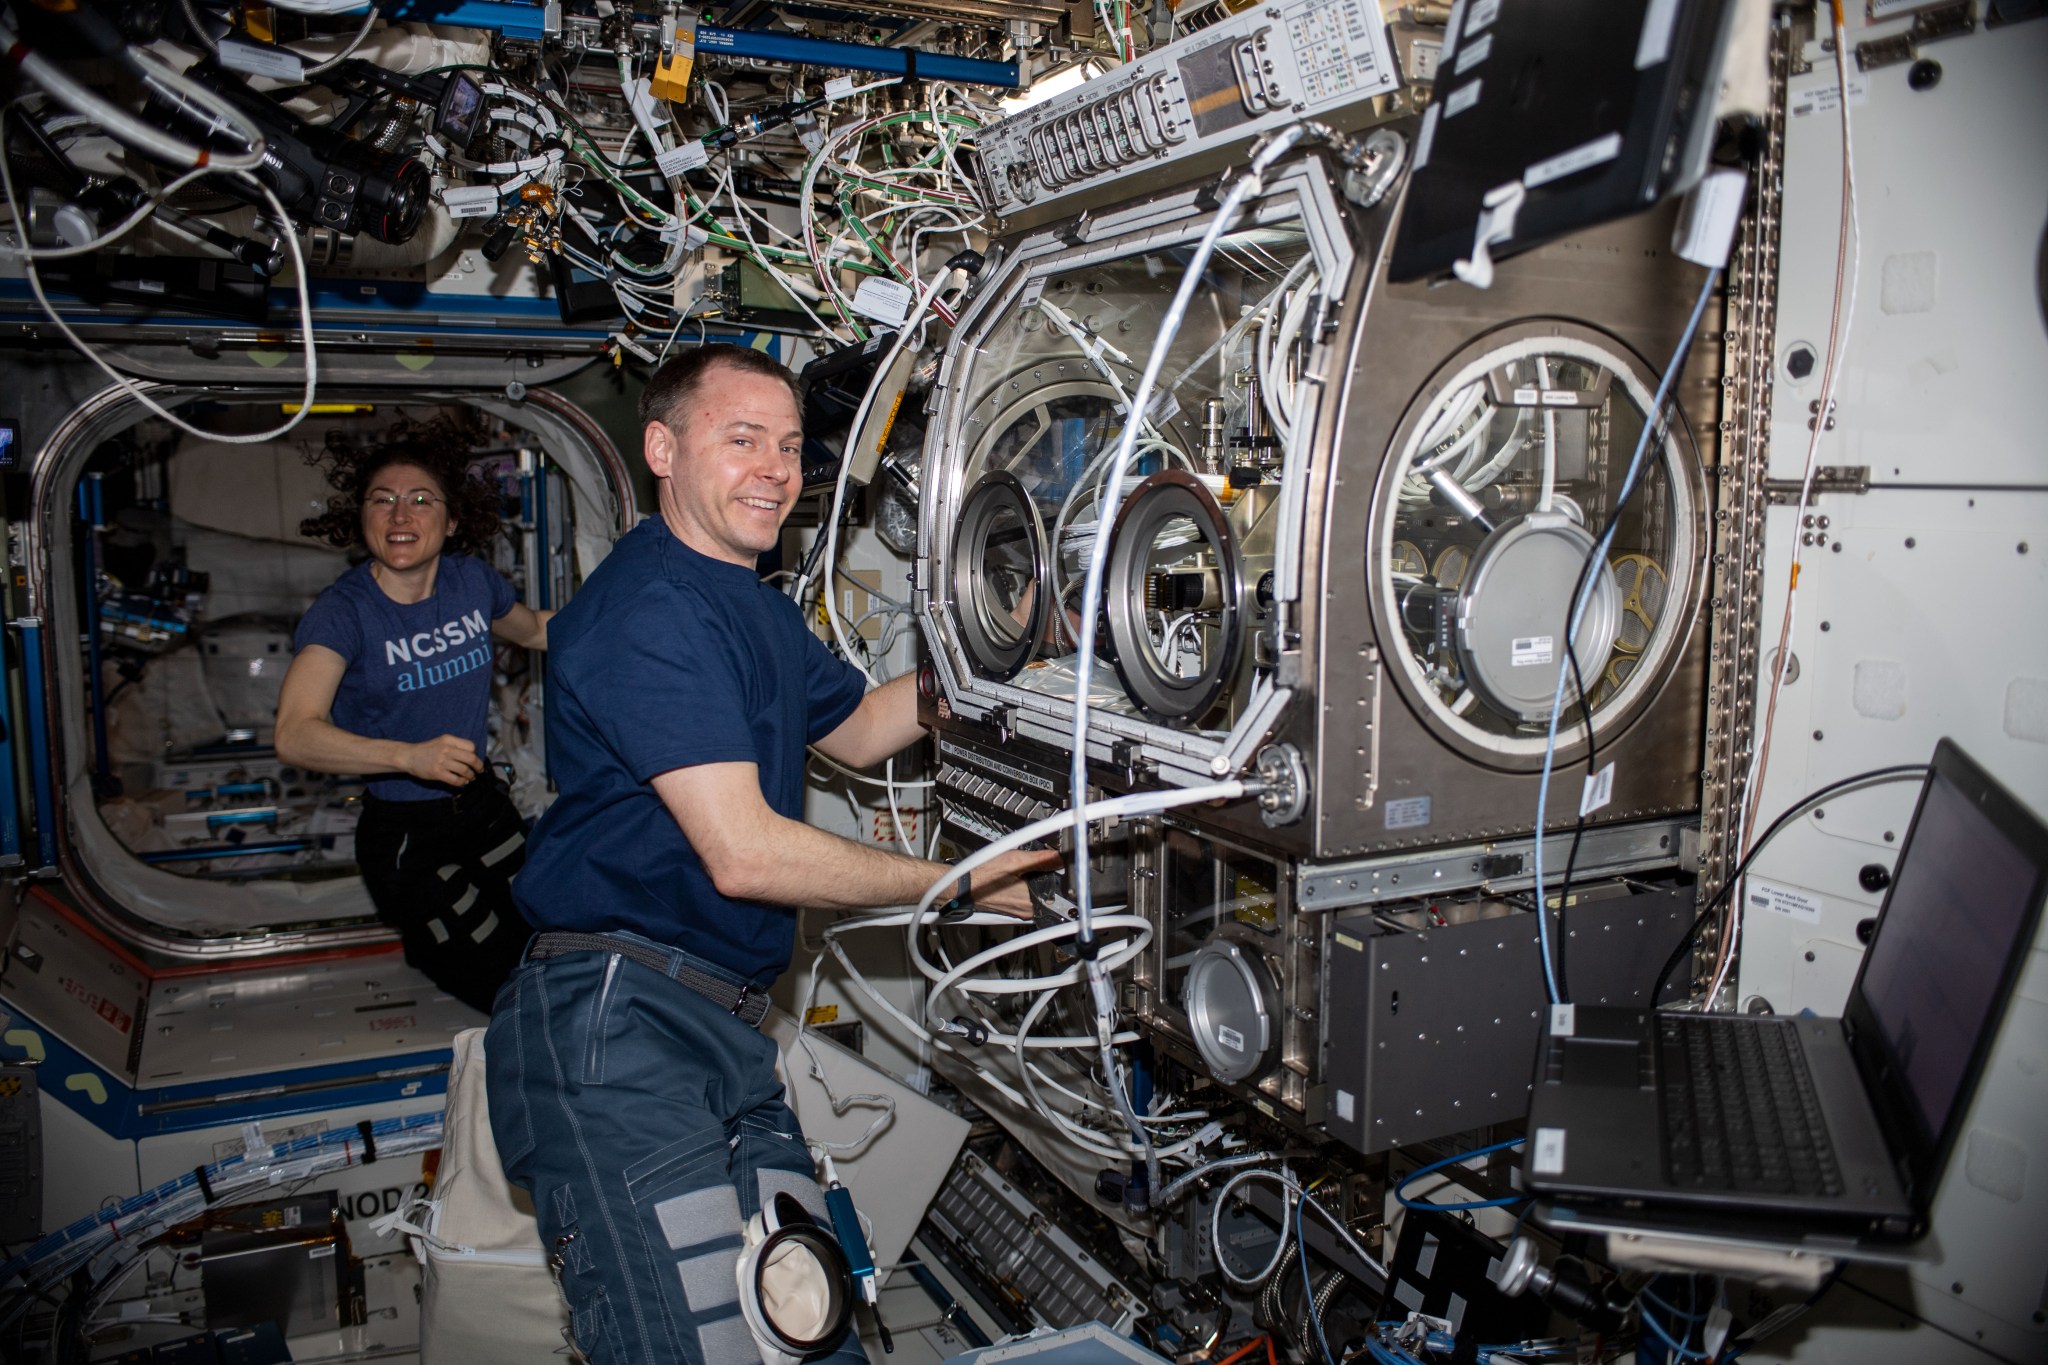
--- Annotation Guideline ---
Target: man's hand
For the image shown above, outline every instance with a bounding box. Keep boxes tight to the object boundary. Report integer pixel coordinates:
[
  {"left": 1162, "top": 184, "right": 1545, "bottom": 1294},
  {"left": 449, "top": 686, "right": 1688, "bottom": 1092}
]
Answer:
[
  {"left": 967, "top": 848, "right": 1064, "bottom": 918},
  {"left": 403, "top": 735, "right": 484, "bottom": 787}
]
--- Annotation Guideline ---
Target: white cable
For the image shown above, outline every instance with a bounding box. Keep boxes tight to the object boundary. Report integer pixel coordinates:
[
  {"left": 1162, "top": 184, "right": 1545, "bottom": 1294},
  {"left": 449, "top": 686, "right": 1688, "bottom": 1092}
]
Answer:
[
  {"left": 1053, "top": 126, "right": 1310, "bottom": 1182},
  {"left": 907, "top": 780, "right": 1246, "bottom": 970},
  {"left": 1210, "top": 1167, "right": 1391, "bottom": 1286},
  {"left": 263, "top": 0, "right": 380, "bottom": 13},
  {"left": 299, "top": 5, "right": 380, "bottom": 75},
  {"left": 1720, "top": 6, "right": 1862, "bottom": 1008},
  {"left": 0, "top": 166, "right": 214, "bottom": 260},
  {"left": 807, "top": 748, "right": 935, "bottom": 790},
  {"left": 816, "top": 259, "right": 966, "bottom": 681},
  {"left": 1065, "top": 124, "right": 1311, "bottom": 949},
  {"left": 0, "top": 24, "right": 265, "bottom": 170},
  {"left": 0, "top": 126, "right": 320, "bottom": 445}
]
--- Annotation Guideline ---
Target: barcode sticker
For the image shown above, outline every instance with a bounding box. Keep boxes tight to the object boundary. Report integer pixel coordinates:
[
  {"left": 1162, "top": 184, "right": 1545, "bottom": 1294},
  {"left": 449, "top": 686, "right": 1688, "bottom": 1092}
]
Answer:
[
  {"left": 1549, "top": 1003, "right": 1576, "bottom": 1037},
  {"left": 1217, "top": 1025, "right": 1246, "bottom": 1053},
  {"left": 1510, "top": 635, "right": 1554, "bottom": 667},
  {"left": 1532, "top": 1126, "right": 1567, "bottom": 1175},
  {"left": 825, "top": 76, "right": 857, "bottom": 100},
  {"left": 851, "top": 275, "right": 914, "bottom": 325},
  {"left": 441, "top": 184, "right": 501, "bottom": 219}
]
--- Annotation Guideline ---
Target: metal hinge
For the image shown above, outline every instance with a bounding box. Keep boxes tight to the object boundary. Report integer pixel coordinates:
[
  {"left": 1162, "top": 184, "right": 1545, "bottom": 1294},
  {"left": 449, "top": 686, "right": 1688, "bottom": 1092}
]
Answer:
[
  {"left": 1763, "top": 465, "right": 1869, "bottom": 504},
  {"left": 1856, "top": 0, "right": 1976, "bottom": 71}
]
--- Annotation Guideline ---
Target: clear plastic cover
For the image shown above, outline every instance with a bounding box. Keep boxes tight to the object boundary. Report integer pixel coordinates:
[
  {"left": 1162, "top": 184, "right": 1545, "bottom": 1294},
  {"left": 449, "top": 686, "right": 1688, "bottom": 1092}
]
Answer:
[
  {"left": 946, "top": 224, "right": 1320, "bottom": 722},
  {"left": 1378, "top": 330, "right": 1702, "bottom": 752}
]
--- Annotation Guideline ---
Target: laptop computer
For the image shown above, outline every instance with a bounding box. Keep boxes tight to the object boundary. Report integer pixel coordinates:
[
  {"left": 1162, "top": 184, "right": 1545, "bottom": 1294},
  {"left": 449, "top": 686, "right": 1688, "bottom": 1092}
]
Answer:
[{"left": 1522, "top": 738, "right": 2048, "bottom": 1242}]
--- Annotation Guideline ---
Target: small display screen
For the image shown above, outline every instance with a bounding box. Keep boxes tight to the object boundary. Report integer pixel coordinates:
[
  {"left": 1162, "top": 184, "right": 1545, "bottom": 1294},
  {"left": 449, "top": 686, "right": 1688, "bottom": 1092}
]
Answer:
[
  {"left": 1858, "top": 768, "right": 2044, "bottom": 1147},
  {"left": 0, "top": 420, "right": 18, "bottom": 469},
  {"left": 438, "top": 73, "right": 486, "bottom": 148}
]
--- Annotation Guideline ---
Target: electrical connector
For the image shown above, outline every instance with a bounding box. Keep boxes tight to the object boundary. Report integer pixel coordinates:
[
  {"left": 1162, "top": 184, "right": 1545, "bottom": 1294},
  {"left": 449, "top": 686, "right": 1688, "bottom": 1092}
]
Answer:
[{"left": 648, "top": 13, "right": 698, "bottom": 104}]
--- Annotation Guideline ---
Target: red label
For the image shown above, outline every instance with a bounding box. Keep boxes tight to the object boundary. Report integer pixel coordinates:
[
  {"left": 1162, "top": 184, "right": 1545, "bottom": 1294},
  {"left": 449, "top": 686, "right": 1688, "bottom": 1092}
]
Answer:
[
  {"left": 59, "top": 976, "right": 133, "bottom": 1035},
  {"left": 368, "top": 1015, "right": 416, "bottom": 1033}
]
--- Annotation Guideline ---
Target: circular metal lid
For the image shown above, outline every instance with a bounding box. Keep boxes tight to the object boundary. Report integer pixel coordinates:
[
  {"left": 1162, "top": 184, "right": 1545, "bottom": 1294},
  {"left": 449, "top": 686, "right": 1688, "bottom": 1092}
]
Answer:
[
  {"left": 949, "top": 470, "right": 1048, "bottom": 681},
  {"left": 1103, "top": 470, "right": 1244, "bottom": 723},
  {"left": 1183, "top": 938, "right": 1277, "bottom": 1084},
  {"left": 1454, "top": 512, "right": 1621, "bottom": 724}
]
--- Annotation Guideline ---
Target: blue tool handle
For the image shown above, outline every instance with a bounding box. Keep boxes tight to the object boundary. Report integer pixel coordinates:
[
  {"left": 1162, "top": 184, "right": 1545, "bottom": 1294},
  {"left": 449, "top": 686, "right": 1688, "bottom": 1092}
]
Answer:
[{"left": 823, "top": 1184, "right": 875, "bottom": 1290}]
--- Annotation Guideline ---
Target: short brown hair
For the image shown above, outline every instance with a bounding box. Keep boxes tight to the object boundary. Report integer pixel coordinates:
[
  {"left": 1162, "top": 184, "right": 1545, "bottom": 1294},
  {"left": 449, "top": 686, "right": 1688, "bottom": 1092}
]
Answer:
[{"left": 637, "top": 343, "right": 802, "bottom": 432}]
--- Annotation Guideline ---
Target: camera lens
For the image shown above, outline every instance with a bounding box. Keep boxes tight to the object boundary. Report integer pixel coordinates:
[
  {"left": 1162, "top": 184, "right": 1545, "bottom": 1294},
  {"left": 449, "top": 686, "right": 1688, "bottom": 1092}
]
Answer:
[{"left": 362, "top": 154, "right": 429, "bottom": 245}]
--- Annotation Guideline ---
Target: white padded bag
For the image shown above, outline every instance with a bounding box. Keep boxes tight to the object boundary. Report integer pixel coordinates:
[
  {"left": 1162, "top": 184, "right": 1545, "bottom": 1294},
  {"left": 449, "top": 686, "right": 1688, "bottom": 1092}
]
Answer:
[{"left": 416, "top": 1027, "right": 572, "bottom": 1363}]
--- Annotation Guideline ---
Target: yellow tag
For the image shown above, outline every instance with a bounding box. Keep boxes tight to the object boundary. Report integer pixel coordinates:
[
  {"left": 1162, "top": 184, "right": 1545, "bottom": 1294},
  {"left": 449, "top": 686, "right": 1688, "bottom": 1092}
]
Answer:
[
  {"left": 804, "top": 1005, "right": 839, "bottom": 1026},
  {"left": 1335, "top": 933, "right": 1363, "bottom": 952}
]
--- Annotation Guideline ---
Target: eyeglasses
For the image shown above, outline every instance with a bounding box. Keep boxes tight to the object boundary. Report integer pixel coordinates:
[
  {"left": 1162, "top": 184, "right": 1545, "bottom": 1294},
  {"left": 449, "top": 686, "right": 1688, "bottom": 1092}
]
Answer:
[{"left": 365, "top": 493, "right": 446, "bottom": 514}]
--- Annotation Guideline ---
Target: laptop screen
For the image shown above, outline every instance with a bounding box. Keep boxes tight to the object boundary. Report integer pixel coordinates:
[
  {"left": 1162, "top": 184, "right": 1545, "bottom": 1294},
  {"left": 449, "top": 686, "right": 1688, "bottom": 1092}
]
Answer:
[{"left": 1853, "top": 750, "right": 2048, "bottom": 1166}]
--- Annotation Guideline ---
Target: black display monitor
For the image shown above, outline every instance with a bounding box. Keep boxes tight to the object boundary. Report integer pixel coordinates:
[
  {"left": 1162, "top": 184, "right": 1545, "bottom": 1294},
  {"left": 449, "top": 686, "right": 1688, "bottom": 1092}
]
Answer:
[{"left": 1387, "top": 0, "right": 1737, "bottom": 284}]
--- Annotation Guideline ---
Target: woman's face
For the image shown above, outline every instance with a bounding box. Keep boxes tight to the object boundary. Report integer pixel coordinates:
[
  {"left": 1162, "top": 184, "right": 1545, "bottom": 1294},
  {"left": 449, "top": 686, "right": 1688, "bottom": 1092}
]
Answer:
[{"left": 360, "top": 462, "right": 455, "bottom": 575}]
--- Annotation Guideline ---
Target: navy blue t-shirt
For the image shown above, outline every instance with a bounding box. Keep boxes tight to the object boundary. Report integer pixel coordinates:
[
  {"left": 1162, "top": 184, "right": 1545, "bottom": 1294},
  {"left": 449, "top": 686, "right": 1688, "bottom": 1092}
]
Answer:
[
  {"left": 293, "top": 554, "right": 517, "bottom": 802},
  {"left": 514, "top": 518, "right": 867, "bottom": 984}
]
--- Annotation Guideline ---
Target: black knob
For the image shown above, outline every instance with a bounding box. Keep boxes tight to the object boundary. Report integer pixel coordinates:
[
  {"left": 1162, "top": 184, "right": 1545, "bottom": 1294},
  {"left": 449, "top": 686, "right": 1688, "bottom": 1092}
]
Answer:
[
  {"left": 1858, "top": 862, "right": 1892, "bottom": 894},
  {"left": 1856, "top": 917, "right": 1878, "bottom": 946},
  {"left": 1907, "top": 59, "right": 1941, "bottom": 91}
]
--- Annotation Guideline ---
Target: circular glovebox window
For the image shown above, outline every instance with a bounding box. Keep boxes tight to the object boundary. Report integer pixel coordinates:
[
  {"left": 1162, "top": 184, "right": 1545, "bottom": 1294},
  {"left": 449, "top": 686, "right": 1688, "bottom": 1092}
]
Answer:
[
  {"left": 1372, "top": 323, "right": 1706, "bottom": 763},
  {"left": 1183, "top": 936, "right": 1279, "bottom": 1085},
  {"left": 1104, "top": 470, "right": 1245, "bottom": 724},
  {"left": 950, "top": 470, "right": 1048, "bottom": 681}
]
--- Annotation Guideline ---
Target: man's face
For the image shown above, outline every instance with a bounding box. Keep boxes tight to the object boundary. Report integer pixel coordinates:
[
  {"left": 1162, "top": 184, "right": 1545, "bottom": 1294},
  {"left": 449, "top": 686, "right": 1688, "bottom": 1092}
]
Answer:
[{"left": 646, "top": 364, "right": 803, "bottom": 568}]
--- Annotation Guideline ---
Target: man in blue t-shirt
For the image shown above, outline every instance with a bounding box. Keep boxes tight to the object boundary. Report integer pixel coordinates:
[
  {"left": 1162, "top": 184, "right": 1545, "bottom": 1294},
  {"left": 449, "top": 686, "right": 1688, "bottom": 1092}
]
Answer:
[{"left": 485, "top": 344, "right": 1051, "bottom": 1365}]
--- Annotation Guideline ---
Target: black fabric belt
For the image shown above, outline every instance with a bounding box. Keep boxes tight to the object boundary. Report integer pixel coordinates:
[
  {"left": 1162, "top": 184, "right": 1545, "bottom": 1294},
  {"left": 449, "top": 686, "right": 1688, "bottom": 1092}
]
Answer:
[
  {"left": 364, "top": 778, "right": 506, "bottom": 820},
  {"left": 528, "top": 931, "right": 770, "bottom": 1026}
]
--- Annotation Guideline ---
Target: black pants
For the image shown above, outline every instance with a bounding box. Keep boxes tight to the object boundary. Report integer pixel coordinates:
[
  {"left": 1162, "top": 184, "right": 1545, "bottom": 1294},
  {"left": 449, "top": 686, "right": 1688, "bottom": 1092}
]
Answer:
[{"left": 353, "top": 782, "right": 533, "bottom": 1014}]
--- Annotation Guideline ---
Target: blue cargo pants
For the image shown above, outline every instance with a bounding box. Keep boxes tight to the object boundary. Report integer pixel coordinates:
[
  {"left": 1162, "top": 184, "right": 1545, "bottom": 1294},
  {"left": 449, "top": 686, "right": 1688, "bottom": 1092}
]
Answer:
[{"left": 484, "top": 932, "right": 867, "bottom": 1364}]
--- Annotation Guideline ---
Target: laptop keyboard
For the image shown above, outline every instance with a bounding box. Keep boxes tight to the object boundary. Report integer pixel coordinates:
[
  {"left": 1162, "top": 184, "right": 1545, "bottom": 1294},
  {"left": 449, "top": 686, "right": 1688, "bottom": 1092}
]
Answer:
[{"left": 1658, "top": 1016, "right": 1845, "bottom": 1197}]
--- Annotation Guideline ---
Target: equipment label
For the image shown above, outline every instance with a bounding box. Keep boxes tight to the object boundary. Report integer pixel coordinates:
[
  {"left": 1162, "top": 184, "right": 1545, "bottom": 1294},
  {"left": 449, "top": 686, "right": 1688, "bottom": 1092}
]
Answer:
[
  {"left": 656, "top": 141, "right": 710, "bottom": 176},
  {"left": 1579, "top": 762, "right": 1615, "bottom": 816},
  {"left": 1217, "top": 1025, "right": 1246, "bottom": 1053},
  {"left": 851, "top": 276, "right": 914, "bottom": 325},
  {"left": 1384, "top": 795, "right": 1431, "bottom": 830},
  {"left": 1453, "top": 31, "right": 1491, "bottom": 76},
  {"left": 1789, "top": 78, "right": 1868, "bottom": 119},
  {"left": 441, "top": 185, "right": 501, "bottom": 220},
  {"left": 217, "top": 38, "right": 305, "bottom": 82},
  {"left": 1746, "top": 879, "right": 1823, "bottom": 925},
  {"left": 1549, "top": 1003, "right": 1576, "bottom": 1037},
  {"left": 1524, "top": 132, "right": 1623, "bottom": 188},
  {"left": 825, "top": 76, "right": 858, "bottom": 100},
  {"left": 1443, "top": 78, "right": 1482, "bottom": 118},
  {"left": 1334, "top": 1088, "right": 1356, "bottom": 1122},
  {"left": 1532, "top": 1126, "right": 1567, "bottom": 1175},
  {"left": 1510, "top": 635, "right": 1554, "bottom": 667}
]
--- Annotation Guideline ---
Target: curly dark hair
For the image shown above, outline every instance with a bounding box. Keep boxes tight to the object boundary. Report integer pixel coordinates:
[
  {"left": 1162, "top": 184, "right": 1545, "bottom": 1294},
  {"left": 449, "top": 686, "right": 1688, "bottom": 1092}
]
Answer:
[{"left": 299, "top": 413, "right": 504, "bottom": 559}]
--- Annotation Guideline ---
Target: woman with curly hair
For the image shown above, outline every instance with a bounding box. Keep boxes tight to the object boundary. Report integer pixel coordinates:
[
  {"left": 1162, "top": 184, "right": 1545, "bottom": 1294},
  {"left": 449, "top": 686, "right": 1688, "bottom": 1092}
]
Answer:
[{"left": 275, "top": 414, "right": 551, "bottom": 1012}]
